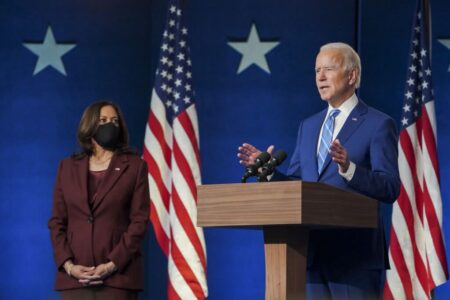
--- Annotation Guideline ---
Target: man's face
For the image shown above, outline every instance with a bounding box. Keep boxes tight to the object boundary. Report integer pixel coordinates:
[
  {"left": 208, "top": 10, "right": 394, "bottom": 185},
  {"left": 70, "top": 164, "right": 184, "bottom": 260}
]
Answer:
[{"left": 315, "top": 49, "right": 355, "bottom": 106}]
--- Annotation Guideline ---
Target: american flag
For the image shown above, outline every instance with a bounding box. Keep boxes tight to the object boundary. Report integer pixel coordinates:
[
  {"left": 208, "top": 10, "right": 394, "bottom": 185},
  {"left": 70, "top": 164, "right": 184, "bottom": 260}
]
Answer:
[
  {"left": 143, "top": 0, "right": 208, "bottom": 298},
  {"left": 384, "top": 0, "right": 448, "bottom": 299}
]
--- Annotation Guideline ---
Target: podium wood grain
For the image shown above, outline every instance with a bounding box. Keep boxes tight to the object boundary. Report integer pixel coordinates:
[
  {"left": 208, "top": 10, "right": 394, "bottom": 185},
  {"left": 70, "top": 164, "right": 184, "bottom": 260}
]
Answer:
[
  {"left": 264, "top": 226, "right": 309, "bottom": 300},
  {"left": 197, "top": 181, "right": 377, "bottom": 228},
  {"left": 197, "top": 181, "right": 378, "bottom": 300}
]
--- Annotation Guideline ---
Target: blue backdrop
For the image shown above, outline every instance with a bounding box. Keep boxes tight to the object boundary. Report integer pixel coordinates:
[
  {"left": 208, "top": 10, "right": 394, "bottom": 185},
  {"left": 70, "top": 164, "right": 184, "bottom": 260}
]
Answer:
[{"left": 1, "top": 0, "right": 450, "bottom": 299}]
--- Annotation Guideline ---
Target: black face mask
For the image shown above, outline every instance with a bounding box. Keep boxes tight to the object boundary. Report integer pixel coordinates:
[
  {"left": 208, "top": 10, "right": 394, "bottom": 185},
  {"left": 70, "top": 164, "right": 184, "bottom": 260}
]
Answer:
[{"left": 93, "top": 122, "right": 120, "bottom": 149}]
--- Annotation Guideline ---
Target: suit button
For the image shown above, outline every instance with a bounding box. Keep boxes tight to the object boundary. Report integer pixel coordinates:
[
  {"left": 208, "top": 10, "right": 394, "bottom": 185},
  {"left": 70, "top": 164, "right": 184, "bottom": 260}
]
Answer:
[{"left": 88, "top": 215, "right": 94, "bottom": 224}]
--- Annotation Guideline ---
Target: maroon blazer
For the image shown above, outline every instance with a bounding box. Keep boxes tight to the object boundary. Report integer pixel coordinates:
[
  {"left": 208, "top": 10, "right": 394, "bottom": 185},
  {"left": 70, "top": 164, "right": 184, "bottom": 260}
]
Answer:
[{"left": 48, "top": 153, "right": 150, "bottom": 291}]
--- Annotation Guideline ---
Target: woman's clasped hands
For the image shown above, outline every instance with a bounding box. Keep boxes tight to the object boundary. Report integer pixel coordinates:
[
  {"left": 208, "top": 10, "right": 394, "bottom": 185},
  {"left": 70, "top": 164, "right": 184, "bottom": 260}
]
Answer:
[{"left": 64, "top": 260, "right": 117, "bottom": 286}]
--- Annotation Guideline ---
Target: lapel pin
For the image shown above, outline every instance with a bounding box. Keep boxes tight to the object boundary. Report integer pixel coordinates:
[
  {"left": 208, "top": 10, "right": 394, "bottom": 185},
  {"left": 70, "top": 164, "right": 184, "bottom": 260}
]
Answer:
[
  {"left": 115, "top": 168, "right": 121, "bottom": 171},
  {"left": 352, "top": 117, "right": 358, "bottom": 121}
]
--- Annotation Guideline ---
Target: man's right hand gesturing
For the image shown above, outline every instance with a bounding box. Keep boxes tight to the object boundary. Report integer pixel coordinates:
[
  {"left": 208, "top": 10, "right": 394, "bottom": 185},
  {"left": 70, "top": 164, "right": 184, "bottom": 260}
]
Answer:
[{"left": 237, "top": 143, "right": 274, "bottom": 166}]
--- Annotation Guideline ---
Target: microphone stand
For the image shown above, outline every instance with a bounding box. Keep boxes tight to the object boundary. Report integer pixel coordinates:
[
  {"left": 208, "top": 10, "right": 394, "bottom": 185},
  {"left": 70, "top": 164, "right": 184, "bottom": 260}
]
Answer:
[
  {"left": 241, "top": 174, "right": 250, "bottom": 183},
  {"left": 257, "top": 174, "right": 268, "bottom": 182}
]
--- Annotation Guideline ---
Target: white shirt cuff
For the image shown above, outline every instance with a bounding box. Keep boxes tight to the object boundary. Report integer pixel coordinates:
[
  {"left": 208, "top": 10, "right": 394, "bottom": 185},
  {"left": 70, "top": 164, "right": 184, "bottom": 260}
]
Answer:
[{"left": 339, "top": 161, "right": 355, "bottom": 181}]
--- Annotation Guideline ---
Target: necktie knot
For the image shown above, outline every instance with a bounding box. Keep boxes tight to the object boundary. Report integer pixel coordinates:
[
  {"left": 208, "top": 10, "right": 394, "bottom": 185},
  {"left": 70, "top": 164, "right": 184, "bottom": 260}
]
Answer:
[{"left": 329, "top": 108, "right": 341, "bottom": 120}]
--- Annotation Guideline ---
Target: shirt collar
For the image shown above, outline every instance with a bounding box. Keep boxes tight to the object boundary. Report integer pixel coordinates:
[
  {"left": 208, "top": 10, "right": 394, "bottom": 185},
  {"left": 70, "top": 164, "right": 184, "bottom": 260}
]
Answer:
[{"left": 326, "top": 93, "right": 358, "bottom": 118}]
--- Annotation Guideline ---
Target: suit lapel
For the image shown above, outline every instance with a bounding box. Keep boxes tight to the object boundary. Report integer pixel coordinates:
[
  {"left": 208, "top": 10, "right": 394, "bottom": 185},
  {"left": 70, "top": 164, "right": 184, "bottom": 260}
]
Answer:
[
  {"left": 318, "top": 100, "right": 367, "bottom": 176},
  {"left": 335, "top": 100, "right": 367, "bottom": 145},
  {"left": 73, "top": 156, "right": 91, "bottom": 215},
  {"left": 91, "top": 154, "right": 129, "bottom": 211}
]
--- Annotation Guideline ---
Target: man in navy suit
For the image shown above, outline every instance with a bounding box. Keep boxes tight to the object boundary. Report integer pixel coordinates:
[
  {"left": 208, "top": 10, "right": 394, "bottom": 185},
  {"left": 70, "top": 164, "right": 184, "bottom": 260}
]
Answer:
[{"left": 238, "top": 42, "right": 400, "bottom": 299}]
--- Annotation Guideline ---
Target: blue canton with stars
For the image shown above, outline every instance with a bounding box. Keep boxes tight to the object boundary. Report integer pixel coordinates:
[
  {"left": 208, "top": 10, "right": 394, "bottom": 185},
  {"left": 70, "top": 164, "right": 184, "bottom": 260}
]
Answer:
[
  {"left": 401, "top": 3, "right": 434, "bottom": 129},
  {"left": 154, "top": 1, "right": 195, "bottom": 123}
]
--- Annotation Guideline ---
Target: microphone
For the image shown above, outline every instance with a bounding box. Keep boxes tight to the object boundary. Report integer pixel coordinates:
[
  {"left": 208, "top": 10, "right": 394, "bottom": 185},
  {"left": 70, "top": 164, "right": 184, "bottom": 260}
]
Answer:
[
  {"left": 258, "top": 150, "right": 288, "bottom": 181},
  {"left": 241, "top": 152, "right": 271, "bottom": 183}
]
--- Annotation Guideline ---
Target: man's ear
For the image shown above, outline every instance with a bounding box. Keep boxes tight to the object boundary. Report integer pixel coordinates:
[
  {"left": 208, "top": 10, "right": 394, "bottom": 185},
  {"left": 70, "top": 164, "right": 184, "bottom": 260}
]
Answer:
[{"left": 348, "top": 69, "right": 357, "bottom": 86}]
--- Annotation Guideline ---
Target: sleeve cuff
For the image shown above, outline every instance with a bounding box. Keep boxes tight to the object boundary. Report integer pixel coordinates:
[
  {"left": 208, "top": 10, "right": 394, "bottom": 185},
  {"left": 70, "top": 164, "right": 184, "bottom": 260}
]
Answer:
[
  {"left": 339, "top": 161, "right": 356, "bottom": 181},
  {"left": 56, "top": 254, "right": 74, "bottom": 271}
]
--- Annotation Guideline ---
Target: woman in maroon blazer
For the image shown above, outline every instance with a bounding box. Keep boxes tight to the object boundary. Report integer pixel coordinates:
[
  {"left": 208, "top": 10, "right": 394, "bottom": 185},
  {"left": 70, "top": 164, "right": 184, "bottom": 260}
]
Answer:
[{"left": 48, "top": 101, "right": 150, "bottom": 300}]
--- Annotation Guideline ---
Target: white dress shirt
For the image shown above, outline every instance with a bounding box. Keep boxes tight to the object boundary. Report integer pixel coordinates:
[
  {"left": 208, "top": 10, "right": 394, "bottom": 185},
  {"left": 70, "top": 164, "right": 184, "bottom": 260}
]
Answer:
[{"left": 317, "top": 94, "right": 358, "bottom": 180}]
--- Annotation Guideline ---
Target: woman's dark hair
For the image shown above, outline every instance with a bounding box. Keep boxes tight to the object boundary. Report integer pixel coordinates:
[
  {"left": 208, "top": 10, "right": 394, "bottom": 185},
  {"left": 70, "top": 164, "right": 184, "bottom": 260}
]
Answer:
[{"left": 73, "top": 101, "right": 131, "bottom": 158}]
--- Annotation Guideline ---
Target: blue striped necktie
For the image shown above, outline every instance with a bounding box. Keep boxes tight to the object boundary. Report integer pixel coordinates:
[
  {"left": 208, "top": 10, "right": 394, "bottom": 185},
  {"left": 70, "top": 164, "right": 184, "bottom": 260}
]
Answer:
[{"left": 317, "top": 109, "right": 340, "bottom": 173}]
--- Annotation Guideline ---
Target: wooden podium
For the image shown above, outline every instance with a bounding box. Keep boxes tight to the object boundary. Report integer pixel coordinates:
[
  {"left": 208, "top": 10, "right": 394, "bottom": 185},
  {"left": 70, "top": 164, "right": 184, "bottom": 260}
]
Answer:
[{"left": 197, "top": 181, "right": 378, "bottom": 300}]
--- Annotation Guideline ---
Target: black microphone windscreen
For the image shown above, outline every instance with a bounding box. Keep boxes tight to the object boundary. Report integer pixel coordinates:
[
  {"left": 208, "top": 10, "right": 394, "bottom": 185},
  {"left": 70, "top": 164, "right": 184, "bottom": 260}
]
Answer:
[
  {"left": 272, "top": 150, "right": 287, "bottom": 165},
  {"left": 241, "top": 151, "right": 271, "bottom": 182},
  {"left": 255, "top": 152, "right": 271, "bottom": 167}
]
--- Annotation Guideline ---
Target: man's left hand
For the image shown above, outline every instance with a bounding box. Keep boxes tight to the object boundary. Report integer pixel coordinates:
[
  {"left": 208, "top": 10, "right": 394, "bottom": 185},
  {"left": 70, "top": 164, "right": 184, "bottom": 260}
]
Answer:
[{"left": 329, "top": 139, "right": 350, "bottom": 173}]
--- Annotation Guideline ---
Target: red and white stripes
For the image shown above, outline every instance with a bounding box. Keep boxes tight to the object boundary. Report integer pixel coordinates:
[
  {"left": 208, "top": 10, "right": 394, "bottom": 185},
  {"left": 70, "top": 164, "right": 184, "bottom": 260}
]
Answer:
[
  {"left": 144, "top": 89, "right": 208, "bottom": 299},
  {"left": 384, "top": 101, "right": 448, "bottom": 299}
]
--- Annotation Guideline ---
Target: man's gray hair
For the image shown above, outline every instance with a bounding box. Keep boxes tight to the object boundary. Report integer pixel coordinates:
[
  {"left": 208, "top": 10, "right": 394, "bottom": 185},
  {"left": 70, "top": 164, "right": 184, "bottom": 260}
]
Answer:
[{"left": 320, "top": 42, "right": 361, "bottom": 88}]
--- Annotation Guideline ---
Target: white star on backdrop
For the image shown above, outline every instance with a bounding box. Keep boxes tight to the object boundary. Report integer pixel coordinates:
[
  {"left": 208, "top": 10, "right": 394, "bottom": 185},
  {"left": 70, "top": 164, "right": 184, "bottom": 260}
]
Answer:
[
  {"left": 23, "top": 26, "right": 76, "bottom": 76},
  {"left": 228, "top": 24, "right": 279, "bottom": 74},
  {"left": 438, "top": 39, "right": 450, "bottom": 71}
]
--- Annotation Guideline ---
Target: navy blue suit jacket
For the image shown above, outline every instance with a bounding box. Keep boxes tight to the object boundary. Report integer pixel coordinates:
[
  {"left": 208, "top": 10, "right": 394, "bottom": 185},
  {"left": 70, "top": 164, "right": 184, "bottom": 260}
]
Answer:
[{"left": 273, "top": 99, "right": 400, "bottom": 270}]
